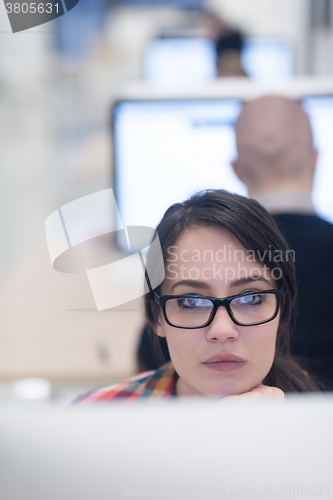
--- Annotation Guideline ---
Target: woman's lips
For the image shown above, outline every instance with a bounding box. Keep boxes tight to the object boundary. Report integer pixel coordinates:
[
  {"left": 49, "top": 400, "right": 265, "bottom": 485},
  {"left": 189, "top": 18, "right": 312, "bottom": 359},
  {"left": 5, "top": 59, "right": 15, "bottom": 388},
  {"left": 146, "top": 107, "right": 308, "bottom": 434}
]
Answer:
[{"left": 203, "top": 354, "right": 246, "bottom": 372}]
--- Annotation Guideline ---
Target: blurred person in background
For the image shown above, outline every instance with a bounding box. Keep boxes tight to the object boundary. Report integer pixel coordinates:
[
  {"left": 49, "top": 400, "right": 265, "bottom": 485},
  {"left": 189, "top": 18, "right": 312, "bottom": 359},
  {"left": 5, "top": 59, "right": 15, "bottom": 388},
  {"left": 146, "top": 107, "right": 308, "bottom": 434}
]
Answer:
[
  {"left": 196, "top": 9, "right": 248, "bottom": 77},
  {"left": 231, "top": 95, "right": 333, "bottom": 389},
  {"left": 147, "top": 9, "right": 248, "bottom": 81},
  {"left": 215, "top": 30, "right": 247, "bottom": 78}
]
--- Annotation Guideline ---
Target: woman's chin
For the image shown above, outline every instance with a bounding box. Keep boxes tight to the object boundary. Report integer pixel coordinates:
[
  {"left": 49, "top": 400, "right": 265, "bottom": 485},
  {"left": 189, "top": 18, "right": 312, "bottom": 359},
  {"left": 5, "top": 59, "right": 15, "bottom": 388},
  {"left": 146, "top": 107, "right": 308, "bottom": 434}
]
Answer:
[{"left": 204, "top": 381, "right": 259, "bottom": 399}]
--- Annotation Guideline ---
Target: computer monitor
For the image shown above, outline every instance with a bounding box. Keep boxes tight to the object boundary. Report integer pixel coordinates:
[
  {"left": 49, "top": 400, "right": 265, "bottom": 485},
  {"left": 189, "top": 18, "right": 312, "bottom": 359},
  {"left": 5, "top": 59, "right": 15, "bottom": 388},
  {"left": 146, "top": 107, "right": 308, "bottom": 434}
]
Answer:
[
  {"left": 143, "top": 36, "right": 294, "bottom": 87},
  {"left": 113, "top": 93, "right": 333, "bottom": 251},
  {"left": 143, "top": 37, "right": 217, "bottom": 87},
  {"left": 242, "top": 37, "right": 294, "bottom": 83},
  {"left": 303, "top": 96, "right": 333, "bottom": 223},
  {"left": 113, "top": 97, "right": 244, "bottom": 241},
  {"left": 1, "top": 397, "right": 332, "bottom": 500}
]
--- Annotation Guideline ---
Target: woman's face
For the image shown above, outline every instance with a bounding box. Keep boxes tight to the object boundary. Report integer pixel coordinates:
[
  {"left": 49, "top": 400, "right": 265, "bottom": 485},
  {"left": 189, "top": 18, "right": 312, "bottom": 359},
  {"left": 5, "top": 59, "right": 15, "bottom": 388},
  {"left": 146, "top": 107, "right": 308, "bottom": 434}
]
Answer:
[{"left": 156, "top": 226, "right": 280, "bottom": 398}]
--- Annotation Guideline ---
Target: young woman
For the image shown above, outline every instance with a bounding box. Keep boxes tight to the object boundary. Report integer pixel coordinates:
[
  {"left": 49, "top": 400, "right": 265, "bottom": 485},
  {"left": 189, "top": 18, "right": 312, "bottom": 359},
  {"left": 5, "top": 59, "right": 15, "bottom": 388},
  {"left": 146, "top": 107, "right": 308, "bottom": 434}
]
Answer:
[{"left": 76, "top": 190, "right": 318, "bottom": 403}]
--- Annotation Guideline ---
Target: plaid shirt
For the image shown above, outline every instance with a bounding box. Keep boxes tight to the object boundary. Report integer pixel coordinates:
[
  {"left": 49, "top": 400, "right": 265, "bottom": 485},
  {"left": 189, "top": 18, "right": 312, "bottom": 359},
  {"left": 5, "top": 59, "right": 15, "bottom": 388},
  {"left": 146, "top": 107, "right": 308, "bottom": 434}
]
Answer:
[{"left": 75, "top": 362, "right": 178, "bottom": 403}]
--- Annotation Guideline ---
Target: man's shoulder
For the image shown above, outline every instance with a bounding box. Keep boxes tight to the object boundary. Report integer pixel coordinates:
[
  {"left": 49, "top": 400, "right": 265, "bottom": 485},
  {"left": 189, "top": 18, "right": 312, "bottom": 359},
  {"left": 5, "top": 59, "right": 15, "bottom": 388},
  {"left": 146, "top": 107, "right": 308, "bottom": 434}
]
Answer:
[
  {"left": 74, "top": 362, "right": 177, "bottom": 403},
  {"left": 273, "top": 213, "right": 333, "bottom": 241}
]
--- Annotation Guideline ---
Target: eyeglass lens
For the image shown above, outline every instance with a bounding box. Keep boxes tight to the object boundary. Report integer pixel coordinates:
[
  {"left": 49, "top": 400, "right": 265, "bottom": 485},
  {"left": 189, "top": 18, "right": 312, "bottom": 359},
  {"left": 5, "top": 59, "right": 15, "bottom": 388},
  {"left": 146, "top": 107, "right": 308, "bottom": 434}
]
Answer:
[{"left": 164, "top": 293, "right": 277, "bottom": 327}]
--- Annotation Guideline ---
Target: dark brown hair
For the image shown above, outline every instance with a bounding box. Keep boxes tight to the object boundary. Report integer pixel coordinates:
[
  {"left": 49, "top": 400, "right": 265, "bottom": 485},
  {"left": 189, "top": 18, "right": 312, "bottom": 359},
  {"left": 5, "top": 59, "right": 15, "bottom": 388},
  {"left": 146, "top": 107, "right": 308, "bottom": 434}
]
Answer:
[{"left": 144, "top": 189, "right": 318, "bottom": 392}]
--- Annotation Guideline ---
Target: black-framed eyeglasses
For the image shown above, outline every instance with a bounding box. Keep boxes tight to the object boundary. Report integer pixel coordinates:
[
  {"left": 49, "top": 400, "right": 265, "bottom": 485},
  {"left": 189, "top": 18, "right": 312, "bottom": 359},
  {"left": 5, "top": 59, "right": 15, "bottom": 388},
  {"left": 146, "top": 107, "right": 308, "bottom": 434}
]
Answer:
[{"left": 153, "top": 289, "right": 282, "bottom": 329}]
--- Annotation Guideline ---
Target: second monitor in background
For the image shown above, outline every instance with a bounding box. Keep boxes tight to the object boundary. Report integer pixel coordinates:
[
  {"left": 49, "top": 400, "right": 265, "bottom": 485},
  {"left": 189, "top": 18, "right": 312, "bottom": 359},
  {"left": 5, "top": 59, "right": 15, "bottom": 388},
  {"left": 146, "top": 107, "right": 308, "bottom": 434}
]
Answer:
[
  {"left": 143, "top": 36, "right": 294, "bottom": 87},
  {"left": 113, "top": 95, "right": 333, "bottom": 251},
  {"left": 143, "top": 37, "right": 217, "bottom": 87}
]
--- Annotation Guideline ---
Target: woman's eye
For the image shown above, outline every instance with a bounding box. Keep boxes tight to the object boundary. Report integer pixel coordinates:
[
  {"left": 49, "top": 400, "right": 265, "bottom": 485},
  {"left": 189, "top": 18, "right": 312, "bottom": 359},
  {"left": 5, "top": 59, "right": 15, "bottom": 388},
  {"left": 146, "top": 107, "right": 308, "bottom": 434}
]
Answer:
[
  {"left": 178, "top": 298, "right": 210, "bottom": 309},
  {"left": 233, "top": 294, "right": 262, "bottom": 306}
]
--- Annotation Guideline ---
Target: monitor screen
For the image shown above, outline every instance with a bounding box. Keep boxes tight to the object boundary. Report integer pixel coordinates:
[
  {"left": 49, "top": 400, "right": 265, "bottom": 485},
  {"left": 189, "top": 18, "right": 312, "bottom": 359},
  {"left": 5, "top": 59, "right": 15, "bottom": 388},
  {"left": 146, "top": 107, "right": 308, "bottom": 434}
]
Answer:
[
  {"left": 143, "top": 38, "right": 217, "bottom": 87},
  {"left": 242, "top": 37, "right": 294, "bottom": 83},
  {"left": 303, "top": 96, "right": 333, "bottom": 223},
  {"left": 113, "top": 95, "right": 333, "bottom": 250},
  {"left": 143, "top": 36, "right": 294, "bottom": 87}
]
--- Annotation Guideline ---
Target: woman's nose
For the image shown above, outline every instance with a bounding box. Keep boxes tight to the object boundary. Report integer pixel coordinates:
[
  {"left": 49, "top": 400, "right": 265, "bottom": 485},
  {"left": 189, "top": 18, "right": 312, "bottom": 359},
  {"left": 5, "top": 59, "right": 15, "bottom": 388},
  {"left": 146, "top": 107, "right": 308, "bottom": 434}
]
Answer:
[{"left": 205, "top": 306, "right": 239, "bottom": 342}]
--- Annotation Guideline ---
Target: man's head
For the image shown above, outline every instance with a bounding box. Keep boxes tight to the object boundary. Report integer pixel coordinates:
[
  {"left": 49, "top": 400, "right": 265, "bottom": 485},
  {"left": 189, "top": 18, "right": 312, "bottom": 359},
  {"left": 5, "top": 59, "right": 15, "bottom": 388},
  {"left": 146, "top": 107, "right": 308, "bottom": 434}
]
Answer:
[
  {"left": 215, "top": 31, "right": 247, "bottom": 77},
  {"left": 232, "top": 96, "right": 318, "bottom": 196}
]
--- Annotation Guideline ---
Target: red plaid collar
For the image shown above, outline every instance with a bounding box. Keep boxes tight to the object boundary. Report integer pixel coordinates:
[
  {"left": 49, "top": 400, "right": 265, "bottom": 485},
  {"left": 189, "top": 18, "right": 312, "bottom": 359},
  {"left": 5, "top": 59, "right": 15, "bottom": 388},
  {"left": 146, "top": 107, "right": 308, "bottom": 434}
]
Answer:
[{"left": 75, "top": 362, "right": 178, "bottom": 403}]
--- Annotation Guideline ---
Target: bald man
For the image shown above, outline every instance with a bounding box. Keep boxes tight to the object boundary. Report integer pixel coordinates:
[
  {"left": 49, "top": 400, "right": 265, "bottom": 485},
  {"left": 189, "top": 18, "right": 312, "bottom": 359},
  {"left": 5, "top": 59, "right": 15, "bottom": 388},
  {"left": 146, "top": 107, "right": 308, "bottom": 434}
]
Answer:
[
  {"left": 232, "top": 96, "right": 317, "bottom": 208},
  {"left": 232, "top": 96, "right": 333, "bottom": 389}
]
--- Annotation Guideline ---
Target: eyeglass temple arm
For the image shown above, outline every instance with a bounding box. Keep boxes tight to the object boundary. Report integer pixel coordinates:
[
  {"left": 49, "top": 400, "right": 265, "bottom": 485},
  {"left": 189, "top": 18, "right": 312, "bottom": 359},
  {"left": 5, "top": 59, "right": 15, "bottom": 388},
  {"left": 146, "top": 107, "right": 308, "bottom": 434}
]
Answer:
[{"left": 153, "top": 292, "right": 161, "bottom": 305}]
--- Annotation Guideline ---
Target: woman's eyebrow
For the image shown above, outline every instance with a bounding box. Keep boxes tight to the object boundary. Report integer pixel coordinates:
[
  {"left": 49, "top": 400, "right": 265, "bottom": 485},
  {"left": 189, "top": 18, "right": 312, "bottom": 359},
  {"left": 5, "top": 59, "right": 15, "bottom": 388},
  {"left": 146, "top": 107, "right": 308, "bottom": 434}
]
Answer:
[
  {"left": 230, "top": 276, "right": 270, "bottom": 287},
  {"left": 171, "top": 280, "right": 211, "bottom": 291}
]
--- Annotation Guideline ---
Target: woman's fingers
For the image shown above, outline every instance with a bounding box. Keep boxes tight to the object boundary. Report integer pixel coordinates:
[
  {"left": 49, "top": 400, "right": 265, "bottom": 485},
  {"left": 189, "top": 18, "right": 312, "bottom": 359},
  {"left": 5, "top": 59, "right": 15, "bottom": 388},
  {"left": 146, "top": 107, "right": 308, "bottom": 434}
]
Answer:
[
  {"left": 247, "top": 384, "right": 285, "bottom": 399},
  {"left": 222, "top": 384, "right": 285, "bottom": 402}
]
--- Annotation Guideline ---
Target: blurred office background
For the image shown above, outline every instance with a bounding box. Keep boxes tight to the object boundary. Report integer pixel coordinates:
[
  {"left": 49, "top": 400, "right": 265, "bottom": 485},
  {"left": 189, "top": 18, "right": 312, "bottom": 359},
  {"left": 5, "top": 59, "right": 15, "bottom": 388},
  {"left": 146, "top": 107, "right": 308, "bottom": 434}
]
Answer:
[{"left": 0, "top": 0, "right": 333, "bottom": 403}]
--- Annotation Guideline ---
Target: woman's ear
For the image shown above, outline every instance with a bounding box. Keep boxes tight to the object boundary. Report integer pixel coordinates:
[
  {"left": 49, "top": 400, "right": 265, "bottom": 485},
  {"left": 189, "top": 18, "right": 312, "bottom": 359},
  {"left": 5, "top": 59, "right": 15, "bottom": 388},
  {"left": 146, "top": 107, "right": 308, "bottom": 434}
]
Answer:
[{"left": 155, "top": 314, "right": 166, "bottom": 338}]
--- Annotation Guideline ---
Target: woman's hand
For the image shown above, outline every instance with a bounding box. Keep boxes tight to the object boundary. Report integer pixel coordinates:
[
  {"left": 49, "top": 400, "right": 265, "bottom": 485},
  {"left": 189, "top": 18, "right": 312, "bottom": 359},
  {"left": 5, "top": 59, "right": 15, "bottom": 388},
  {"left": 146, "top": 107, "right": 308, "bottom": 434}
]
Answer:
[{"left": 223, "top": 384, "right": 285, "bottom": 402}]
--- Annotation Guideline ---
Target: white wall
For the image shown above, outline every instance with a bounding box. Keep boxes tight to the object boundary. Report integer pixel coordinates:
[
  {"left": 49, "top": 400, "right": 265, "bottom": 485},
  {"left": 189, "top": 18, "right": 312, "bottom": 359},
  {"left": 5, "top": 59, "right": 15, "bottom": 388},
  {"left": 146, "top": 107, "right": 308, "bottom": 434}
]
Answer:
[{"left": 207, "top": 0, "right": 304, "bottom": 37}]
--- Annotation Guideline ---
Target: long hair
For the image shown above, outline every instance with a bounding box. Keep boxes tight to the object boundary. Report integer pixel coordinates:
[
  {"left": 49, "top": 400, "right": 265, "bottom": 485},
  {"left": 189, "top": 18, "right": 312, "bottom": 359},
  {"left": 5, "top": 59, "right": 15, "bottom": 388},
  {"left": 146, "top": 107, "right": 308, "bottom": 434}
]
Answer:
[{"left": 144, "top": 189, "right": 319, "bottom": 392}]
